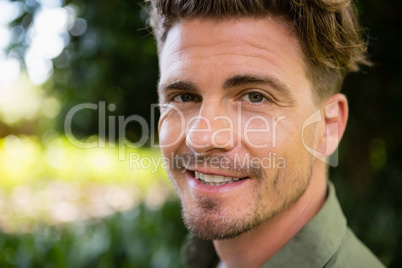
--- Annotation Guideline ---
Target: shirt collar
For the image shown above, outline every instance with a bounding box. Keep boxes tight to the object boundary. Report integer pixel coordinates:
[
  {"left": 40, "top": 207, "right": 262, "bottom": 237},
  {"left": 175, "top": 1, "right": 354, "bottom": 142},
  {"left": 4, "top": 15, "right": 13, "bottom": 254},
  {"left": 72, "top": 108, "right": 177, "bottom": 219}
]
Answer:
[{"left": 262, "top": 182, "right": 347, "bottom": 268}]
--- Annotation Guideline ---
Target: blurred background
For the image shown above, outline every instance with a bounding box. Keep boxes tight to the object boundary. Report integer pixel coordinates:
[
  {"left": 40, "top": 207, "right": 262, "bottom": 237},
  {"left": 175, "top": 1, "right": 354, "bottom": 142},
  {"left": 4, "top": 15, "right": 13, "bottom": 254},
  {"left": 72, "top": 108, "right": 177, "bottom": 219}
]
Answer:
[{"left": 0, "top": 0, "right": 400, "bottom": 267}]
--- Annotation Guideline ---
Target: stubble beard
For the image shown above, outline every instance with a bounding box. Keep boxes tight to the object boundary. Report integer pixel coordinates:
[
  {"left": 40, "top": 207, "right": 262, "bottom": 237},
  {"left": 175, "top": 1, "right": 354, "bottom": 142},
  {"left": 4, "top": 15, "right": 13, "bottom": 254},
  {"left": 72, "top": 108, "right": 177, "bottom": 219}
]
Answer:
[
  {"left": 178, "top": 162, "right": 312, "bottom": 241},
  {"left": 181, "top": 192, "right": 267, "bottom": 240}
]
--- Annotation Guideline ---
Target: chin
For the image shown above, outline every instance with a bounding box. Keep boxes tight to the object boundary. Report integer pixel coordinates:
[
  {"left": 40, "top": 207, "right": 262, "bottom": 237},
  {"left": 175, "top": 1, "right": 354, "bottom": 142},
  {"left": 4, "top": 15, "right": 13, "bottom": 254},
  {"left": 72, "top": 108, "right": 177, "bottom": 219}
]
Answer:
[{"left": 180, "top": 198, "right": 268, "bottom": 240}]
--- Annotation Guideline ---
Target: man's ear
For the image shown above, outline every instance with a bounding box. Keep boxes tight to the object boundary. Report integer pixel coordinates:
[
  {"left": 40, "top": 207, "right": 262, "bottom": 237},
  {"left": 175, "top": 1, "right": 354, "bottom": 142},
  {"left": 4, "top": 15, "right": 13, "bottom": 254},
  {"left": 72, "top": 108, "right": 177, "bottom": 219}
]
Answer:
[{"left": 316, "top": 93, "right": 349, "bottom": 158}]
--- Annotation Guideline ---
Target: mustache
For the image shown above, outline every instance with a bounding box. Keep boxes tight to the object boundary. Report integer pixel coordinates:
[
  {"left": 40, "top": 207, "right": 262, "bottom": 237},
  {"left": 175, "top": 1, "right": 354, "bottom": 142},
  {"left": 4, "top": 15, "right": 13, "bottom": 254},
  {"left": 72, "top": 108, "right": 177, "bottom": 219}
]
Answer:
[{"left": 170, "top": 153, "right": 263, "bottom": 179}]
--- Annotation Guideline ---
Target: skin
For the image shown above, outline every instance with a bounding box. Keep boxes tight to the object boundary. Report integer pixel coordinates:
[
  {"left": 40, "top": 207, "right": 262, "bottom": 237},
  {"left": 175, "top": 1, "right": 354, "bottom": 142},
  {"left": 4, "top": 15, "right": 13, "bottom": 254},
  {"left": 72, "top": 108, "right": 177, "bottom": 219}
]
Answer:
[{"left": 157, "top": 17, "right": 348, "bottom": 268}]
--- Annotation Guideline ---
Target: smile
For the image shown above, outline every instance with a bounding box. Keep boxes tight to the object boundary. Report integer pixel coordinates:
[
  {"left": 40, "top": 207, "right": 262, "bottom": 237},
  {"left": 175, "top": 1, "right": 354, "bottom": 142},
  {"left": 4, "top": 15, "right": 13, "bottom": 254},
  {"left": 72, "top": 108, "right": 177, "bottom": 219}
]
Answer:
[{"left": 193, "top": 171, "right": 247, "bottom": 186}]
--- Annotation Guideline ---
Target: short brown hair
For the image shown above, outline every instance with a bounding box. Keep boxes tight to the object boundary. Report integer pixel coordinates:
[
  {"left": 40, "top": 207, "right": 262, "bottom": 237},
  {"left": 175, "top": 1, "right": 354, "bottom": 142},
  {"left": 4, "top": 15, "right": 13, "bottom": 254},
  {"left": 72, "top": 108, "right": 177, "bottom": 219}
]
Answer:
[{"left": 148, "top": 0, "right": 370, "bottom": 100}]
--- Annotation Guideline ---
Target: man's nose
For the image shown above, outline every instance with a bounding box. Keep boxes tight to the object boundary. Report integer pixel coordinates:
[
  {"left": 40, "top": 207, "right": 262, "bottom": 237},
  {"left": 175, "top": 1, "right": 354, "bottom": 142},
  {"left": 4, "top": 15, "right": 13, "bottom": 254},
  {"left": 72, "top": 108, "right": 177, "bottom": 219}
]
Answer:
[{"left": 185, "top": 104, "right": 237, "bottom": 155}]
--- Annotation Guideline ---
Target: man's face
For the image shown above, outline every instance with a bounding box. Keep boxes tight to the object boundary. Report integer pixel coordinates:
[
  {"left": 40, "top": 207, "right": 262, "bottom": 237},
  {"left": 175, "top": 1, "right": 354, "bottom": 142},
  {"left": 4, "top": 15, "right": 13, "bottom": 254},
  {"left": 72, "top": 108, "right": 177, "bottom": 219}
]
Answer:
[{"left": 157, "top": 17, "right": 321, "bottom": 240}]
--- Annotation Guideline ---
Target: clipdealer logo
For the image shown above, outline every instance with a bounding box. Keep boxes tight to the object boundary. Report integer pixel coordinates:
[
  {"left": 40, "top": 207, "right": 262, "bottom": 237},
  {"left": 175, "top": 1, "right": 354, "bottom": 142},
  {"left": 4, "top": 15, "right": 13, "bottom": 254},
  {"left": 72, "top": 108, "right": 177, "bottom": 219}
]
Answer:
[{"left": 64, "top": 101, "right": 339, "bottom": 167}]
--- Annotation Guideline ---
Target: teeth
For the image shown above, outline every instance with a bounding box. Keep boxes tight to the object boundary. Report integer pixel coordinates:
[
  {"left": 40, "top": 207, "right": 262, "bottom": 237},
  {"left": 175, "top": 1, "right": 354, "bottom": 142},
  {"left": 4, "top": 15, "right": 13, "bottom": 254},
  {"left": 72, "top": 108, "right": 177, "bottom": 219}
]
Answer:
[
  {"left": 193, "top": 171, "right": 242, "bottom": 185},
  {"left": 203, "top": 174, "right": 214, "bottom": 182},
  {"left": 214, "top": 175, "right": 224, "bottom": 183}
]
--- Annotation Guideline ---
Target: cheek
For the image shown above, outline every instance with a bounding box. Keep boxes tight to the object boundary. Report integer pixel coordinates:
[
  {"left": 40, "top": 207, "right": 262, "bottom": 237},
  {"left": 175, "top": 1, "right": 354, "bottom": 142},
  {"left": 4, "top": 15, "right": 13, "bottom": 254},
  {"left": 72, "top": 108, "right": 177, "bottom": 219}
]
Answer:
[
  {"left": 242, "top": 117, "right": 271, "bottom": 148},
  {"left": 240, "top": 113, "right": 298, "bottom": 152},
  {"left": 158, "top": 110, "right": 187, "bottom": 152},
  {"left": 272, "top": 118, "right": 308, "bottom": 158},
  {"left": 240, "top": 114, "right": 289, "bottom": 149}
]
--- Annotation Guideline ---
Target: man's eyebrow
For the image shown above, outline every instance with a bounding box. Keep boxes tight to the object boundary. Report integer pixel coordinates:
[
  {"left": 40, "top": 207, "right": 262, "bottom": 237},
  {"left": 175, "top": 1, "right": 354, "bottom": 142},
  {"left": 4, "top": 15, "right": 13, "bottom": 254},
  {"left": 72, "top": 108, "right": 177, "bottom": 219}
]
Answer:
[
  {"left": 158, "top": 81, "right": 198, "bottom": 96},
  {"left": 223, "top": 74, "right": 294, "bottom": 100},
  {"left": 159, "top": 75, "right": 294, "bottom": 101}
]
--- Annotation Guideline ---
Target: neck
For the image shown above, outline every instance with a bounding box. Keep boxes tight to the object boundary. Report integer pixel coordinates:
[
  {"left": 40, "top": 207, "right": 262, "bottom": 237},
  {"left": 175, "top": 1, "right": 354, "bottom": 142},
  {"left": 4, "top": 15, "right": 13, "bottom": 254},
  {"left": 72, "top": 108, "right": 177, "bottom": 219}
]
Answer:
[{"left": 213, "top": 161, "right": 328, "bottom": 268}]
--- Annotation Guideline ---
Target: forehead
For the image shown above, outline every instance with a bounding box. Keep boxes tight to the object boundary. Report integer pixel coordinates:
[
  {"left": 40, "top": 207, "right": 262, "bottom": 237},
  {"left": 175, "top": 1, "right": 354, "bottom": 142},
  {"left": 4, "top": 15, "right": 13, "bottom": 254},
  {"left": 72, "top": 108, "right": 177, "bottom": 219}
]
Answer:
[{"left": 159, "top": 17, "right": 312, "bottom": 101}]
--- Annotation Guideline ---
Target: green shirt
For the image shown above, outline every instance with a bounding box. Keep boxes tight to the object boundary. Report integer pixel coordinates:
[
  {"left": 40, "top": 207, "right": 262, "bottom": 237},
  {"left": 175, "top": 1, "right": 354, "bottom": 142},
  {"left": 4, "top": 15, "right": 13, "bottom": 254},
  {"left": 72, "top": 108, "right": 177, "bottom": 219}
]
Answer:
[{"left": 182, "top": 182, "right": 385, "bottom": 268}]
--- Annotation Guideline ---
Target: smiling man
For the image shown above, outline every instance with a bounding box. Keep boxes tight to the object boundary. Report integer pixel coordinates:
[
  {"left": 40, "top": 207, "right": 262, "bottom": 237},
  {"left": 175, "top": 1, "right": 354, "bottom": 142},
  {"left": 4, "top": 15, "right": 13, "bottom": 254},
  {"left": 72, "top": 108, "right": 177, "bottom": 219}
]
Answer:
[{"left": 149, "top": 0, "right": 384, "bottom": 267}]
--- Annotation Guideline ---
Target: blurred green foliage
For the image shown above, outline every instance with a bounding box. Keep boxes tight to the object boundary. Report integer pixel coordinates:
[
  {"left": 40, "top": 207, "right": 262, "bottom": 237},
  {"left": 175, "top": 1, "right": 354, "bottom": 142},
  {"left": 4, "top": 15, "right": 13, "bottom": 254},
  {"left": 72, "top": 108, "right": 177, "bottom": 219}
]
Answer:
[
  {"left": 0, "top": 0, "right": 401, "bottom": 267},
  {"left": 50, "top": 0, "right": 160, "bottom": 140},
  {"left": 0, "top": 135, "right": 167, "bottom": 190},
  {"left": 331, "top": 2, "right": 402, "bottom": 267},
  {"left": 0, "top": 201, "right": 187, "bottom": 268}
]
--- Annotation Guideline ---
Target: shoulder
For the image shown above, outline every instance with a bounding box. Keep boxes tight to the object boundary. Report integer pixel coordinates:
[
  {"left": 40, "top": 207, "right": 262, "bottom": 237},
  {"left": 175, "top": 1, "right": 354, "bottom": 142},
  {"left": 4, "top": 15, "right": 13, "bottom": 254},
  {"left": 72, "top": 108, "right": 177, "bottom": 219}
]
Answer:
[{"left": 324, "top": 228, "right": 385, "bottom": 268}]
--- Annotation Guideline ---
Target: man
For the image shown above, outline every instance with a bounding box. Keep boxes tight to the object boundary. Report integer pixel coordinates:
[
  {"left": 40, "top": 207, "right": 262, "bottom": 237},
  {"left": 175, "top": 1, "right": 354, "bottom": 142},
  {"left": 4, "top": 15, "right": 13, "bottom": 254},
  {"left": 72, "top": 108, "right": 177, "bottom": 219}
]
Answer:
[{"left": 149, "top": 0, "right": 384, "bottom": 267}]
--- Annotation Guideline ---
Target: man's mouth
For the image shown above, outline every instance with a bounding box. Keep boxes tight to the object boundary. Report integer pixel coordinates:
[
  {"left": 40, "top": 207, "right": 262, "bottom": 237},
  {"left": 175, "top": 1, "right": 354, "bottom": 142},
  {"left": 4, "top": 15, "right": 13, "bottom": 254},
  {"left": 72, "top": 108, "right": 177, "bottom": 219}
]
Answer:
[{"left": 190, "top": 171, "right": 248, "bottom": 186}]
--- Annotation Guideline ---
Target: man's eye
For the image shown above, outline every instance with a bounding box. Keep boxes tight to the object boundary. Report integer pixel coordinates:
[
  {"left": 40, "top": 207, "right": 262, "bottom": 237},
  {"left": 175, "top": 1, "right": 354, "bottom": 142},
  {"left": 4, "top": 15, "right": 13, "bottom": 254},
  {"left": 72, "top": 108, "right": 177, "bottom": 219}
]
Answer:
[
  {"left": 173, "top": 94, "right": 199, "bottom": 102},
  {"left": 241, "top": 92, "right": 266, "bottom": 103}
]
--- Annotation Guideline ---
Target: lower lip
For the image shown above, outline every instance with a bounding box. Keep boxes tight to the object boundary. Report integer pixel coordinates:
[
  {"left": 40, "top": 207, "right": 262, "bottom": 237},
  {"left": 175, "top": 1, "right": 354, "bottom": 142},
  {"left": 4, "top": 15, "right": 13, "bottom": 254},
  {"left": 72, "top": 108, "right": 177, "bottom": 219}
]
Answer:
[{"left": 186, "top": 170, "right": 249, "bottom": 194}]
